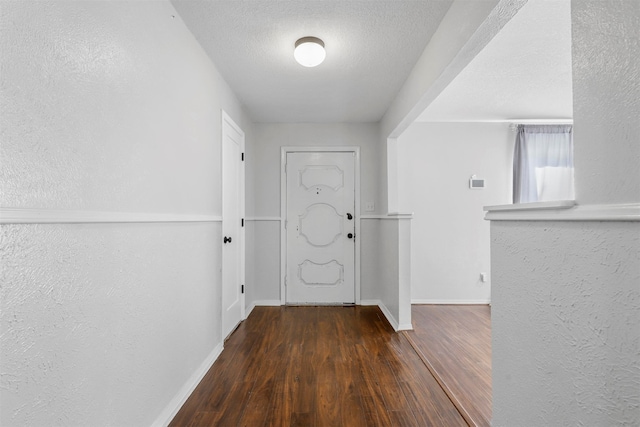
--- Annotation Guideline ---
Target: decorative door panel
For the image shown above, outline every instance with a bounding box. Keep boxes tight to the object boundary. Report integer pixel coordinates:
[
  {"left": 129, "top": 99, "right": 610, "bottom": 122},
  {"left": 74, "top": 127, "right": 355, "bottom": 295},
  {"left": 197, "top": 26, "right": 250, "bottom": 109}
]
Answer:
[
  {"left": 286, "top": 152, "right": 355, "bottom": 304},
  {"left": 299, "top": 203, "right": 343, "bottom": 247}
]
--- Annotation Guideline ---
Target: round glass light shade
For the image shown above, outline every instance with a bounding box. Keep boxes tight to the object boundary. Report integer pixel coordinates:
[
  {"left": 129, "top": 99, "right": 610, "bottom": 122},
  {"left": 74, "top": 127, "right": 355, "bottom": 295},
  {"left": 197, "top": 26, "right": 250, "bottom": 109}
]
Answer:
[{"left": 294, "top": 37, "right": 326, "bottom": 67}]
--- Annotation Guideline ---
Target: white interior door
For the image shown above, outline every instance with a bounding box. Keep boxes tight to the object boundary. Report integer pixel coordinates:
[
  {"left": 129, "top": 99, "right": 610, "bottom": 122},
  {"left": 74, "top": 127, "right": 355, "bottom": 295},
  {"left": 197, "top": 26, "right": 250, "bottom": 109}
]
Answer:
[
  {"left": 286, "top": 151, "right": 355, "bottom": 304},
  {"left": 222, "top": 112, "right": 244, "bottom": 338}
]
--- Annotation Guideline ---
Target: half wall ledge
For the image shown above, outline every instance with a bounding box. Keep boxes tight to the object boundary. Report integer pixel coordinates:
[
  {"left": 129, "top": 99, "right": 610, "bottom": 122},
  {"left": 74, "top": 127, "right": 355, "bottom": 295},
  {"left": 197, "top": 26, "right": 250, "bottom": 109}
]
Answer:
[{"left": 484, "top": 201, "right": 640, "bottom": 221}]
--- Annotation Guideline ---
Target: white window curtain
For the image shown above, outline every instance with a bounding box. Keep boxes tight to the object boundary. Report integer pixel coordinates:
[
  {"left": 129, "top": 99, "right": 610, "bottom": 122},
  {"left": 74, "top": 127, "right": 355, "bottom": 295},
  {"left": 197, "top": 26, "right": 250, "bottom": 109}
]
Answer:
[{"left": 513, "top": 124, "right": 574, "bottom": 203}]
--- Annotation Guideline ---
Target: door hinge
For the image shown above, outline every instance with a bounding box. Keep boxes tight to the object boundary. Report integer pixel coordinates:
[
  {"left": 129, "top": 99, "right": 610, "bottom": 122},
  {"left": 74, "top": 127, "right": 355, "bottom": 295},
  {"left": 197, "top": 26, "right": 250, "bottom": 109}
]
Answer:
[
  {"left": 241, "top": 285, "right": 244, "bottom": 294},
  {"left": 241, "top": 152, "right": 244, "bottom": 161},
  {"left": 241, "top": 218, "right": 244, "bottom": 227}
]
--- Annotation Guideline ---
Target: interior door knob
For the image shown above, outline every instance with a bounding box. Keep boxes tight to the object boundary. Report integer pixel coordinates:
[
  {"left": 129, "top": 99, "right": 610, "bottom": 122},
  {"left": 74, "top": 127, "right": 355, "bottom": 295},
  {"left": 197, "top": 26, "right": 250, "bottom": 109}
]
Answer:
[
  {"left": 224, "top": 236, "right": 232, "bottom": 244},
  {"left": 347, "top": 213, "right": 353, "bottom": 220},
  {"left": 347, "top": 233, "right": 354, "bottom": 239}
]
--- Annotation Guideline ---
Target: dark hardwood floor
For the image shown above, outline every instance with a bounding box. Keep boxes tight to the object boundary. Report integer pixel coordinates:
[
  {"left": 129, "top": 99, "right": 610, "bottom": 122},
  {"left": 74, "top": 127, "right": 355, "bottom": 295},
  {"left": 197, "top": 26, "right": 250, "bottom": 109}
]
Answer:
[
  {"left": 170, "top": 306, "right": 467, "bottom": 426},
  {"left": 403, "top": 305, "right": 492, "bottom": 427}
]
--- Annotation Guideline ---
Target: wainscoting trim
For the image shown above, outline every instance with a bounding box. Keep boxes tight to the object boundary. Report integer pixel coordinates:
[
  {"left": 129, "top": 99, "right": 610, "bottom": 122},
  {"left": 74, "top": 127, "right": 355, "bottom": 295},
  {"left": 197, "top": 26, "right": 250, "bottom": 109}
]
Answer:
[
  {"left": 412, "top": 299, "right": 491, "bottom": 305},
  {"left": 484, "top": 202, "right": 640, "bottom": 221},
  {"left": 248, "top": 215, "right": 413, "bottom": 221},
  {"left": 361, "top": 213, "right": 413, "bottom": 220},
  {"left": 0, "top": 208, "right": 222, "bottom": 224},
  {"left": 245, "top": 300, "right": 282, "bottom": 318}
]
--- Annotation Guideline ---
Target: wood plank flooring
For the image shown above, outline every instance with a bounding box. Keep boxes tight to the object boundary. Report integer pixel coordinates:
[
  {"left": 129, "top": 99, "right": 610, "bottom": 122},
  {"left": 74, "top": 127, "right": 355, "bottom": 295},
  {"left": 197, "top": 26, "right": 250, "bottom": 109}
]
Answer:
[
  {"left": 403, "top": 305, "right": 492, "bottom": 427},
  {"left": 170, "top": 306, "right": 467, "bottom": 427}
]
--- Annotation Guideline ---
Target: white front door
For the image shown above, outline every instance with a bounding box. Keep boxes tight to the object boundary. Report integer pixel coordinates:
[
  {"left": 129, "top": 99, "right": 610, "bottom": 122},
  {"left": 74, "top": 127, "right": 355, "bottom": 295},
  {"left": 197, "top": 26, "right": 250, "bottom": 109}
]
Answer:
[
  {"left": 285, "top": 151, "right": 355, "bottom": 304},
  {"left": 222, "top": 112, "right": 244, "bottom": 338}
]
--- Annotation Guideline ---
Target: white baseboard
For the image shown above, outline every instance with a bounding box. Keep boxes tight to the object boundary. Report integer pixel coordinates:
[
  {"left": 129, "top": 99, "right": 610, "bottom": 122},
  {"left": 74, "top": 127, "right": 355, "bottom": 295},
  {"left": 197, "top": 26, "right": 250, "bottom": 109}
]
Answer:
[
  {"left": 245, "top": 299, "right": 281, "bottom": 317},
  {"left": 377, "top": 302, "right": 401, "bottom": 331},
  {"left": 397, "top": 322, "right": 413, "bottom": 331},
  {"left": 152, "top": 342, "right": 224, "bottom": 427},
  {"left": 245, "top": 303, "right": 255, "bottom": 318},
  {"left": 361, "top": 299, "right": 405, "bottom": 332},
  {"left": 411, "top": 299, "right": 491, "bottom": 305},
  {"left": 254, "top": 300, "right": 282, "bottom": 306}
]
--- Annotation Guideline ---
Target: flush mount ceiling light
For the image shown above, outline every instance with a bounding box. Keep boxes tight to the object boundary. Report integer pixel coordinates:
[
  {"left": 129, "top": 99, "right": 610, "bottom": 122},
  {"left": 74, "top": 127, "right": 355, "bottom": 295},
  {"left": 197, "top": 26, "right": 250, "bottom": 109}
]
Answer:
[{"left": 294, "top": 37, "right": 326, "bottom": 67}]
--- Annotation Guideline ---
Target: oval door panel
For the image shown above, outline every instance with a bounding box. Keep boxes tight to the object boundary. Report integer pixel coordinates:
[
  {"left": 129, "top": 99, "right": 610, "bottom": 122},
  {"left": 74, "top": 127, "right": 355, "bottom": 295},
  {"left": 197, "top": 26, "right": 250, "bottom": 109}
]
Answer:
[{"left": 299, "top": 203, "right": 343, "bottom": 247}]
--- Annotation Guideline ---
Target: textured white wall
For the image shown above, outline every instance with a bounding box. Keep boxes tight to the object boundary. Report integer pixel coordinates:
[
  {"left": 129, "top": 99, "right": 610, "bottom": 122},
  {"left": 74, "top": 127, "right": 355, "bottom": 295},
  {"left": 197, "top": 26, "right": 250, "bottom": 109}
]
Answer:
[
  {"left": 491, "top": 1, "right": 640, "bottom": 425},
  {"left": 571, "top": 0, "right": 640, "bottom": 205},
  {"left": 398, "top": 122, "right": 512, "bottom": 302},
  {"left": 1, "top": 223, "right": 221, "bottom": 426},
  {"left": 492, "top": 222, "right": 640, "bottom": 425},
  {"left": 0, "top": 1, "right": 247, "bottom": 213},
  {"left": 245, "top": 123, "right": 380, "bottom": 302},
  {"left": 0, "top": 1, "right": 248, "bottom": 425}
]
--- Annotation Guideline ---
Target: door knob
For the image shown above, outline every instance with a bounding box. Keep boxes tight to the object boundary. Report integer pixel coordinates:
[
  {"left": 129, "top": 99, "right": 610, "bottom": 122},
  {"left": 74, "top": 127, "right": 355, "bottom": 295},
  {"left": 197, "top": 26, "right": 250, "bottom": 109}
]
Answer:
[
  {"left": 347, "top": 213, "right": 353, "bottom": 220},
  {"left": 347, "top": 233, "right": 354, "bottom": 239},
  {"left": 224, "top": 236, "right": 232, "bottom": 244}
]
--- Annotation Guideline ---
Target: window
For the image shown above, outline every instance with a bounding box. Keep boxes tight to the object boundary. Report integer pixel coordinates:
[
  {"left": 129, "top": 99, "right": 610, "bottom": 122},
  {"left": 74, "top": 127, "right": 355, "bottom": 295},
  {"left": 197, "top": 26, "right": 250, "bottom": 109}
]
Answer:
[{"left": 512, "top": 124, "right": 574, "bottom": 203}]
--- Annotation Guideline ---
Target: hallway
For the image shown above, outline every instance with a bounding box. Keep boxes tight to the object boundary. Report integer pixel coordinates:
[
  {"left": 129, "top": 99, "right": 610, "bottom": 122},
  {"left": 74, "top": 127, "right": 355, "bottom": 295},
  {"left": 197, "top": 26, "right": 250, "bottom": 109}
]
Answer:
[{"left": 170, "top": 306, "right": 490, "bottom": 426}]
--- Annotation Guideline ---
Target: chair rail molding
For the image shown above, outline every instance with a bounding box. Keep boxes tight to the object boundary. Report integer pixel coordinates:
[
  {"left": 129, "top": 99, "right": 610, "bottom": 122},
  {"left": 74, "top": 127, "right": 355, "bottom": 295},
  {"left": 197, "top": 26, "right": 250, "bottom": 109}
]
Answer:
[
  {"left": 484, "top": 202, "right": 640, "bottom": 221},
  {"left": 0, "top": 208, "right": 222, "bottom": 224}
]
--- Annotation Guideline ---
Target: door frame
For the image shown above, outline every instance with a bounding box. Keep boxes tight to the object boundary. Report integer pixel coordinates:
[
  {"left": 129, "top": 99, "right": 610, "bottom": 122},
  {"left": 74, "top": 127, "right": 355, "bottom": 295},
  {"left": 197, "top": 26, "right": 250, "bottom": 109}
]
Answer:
[
  {"left": 221, "top": 110, "right": 245, "bottom": 338},
  {"left": 280, "top": 146, "right": 361, "bottom": 305}
]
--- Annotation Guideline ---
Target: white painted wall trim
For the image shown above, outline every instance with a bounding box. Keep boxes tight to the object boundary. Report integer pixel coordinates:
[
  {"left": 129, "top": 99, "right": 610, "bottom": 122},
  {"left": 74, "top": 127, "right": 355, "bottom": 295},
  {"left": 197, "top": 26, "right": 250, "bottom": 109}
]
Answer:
[
  {"left": 151, "top": 342, "right": 224, "bottom": 427},
  {"left": 485, "top": 200, "right": 576, "bottom": 211},
  {"left": 387, "top": 213, "right": 414, "bottom": 218},
  {"left": 246, "top": 217, "right": 282, "bottom": 221},
  {"left": 412, "top": 299, "right": 491, "bottom": 305},
  {"left": 254, "top": 299, "right": 283, "bottom": 306},
  {"left": 360, "top": 300, "right": 381, "bottom": 306},
  {"left": 484, "top": 202, "right": 640, "bottom": 221},
  {"left": 361, "top": 214, "right": 414, "bottom": 220},
  {"left": 246, "top": 300, "right": 282, "bottom": 318},
  {"left": 416, "top": 118, "right": 574, "bottom": 125},
  {"left": 245, "top": 303, "right": 255, "bottom": 319},
  {"left": 361, "top": 299, "right": 413, "bottom": 331},
  {"left": 0, "top": 208, "right": 222, "bottom": 224},
  {"left": 361, "top": 215, "right": 390, "bottom": 220}
]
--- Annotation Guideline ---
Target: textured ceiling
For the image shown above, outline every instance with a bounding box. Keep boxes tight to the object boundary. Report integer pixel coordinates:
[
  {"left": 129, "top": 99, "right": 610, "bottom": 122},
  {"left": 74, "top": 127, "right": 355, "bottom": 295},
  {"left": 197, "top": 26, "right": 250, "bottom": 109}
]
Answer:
[
  {"left": 417, "top": 0, "right": 573, "bottom": 122},
  {"left": 171, "top": 0, "right": 453, "bottom": 123}
]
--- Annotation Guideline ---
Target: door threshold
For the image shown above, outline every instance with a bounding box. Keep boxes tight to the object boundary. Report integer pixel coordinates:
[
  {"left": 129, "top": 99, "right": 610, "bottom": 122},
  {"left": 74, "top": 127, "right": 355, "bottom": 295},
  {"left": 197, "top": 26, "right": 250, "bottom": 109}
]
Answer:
[{"left": 285, "top": 303, "right": 357, "bottom": 307}]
